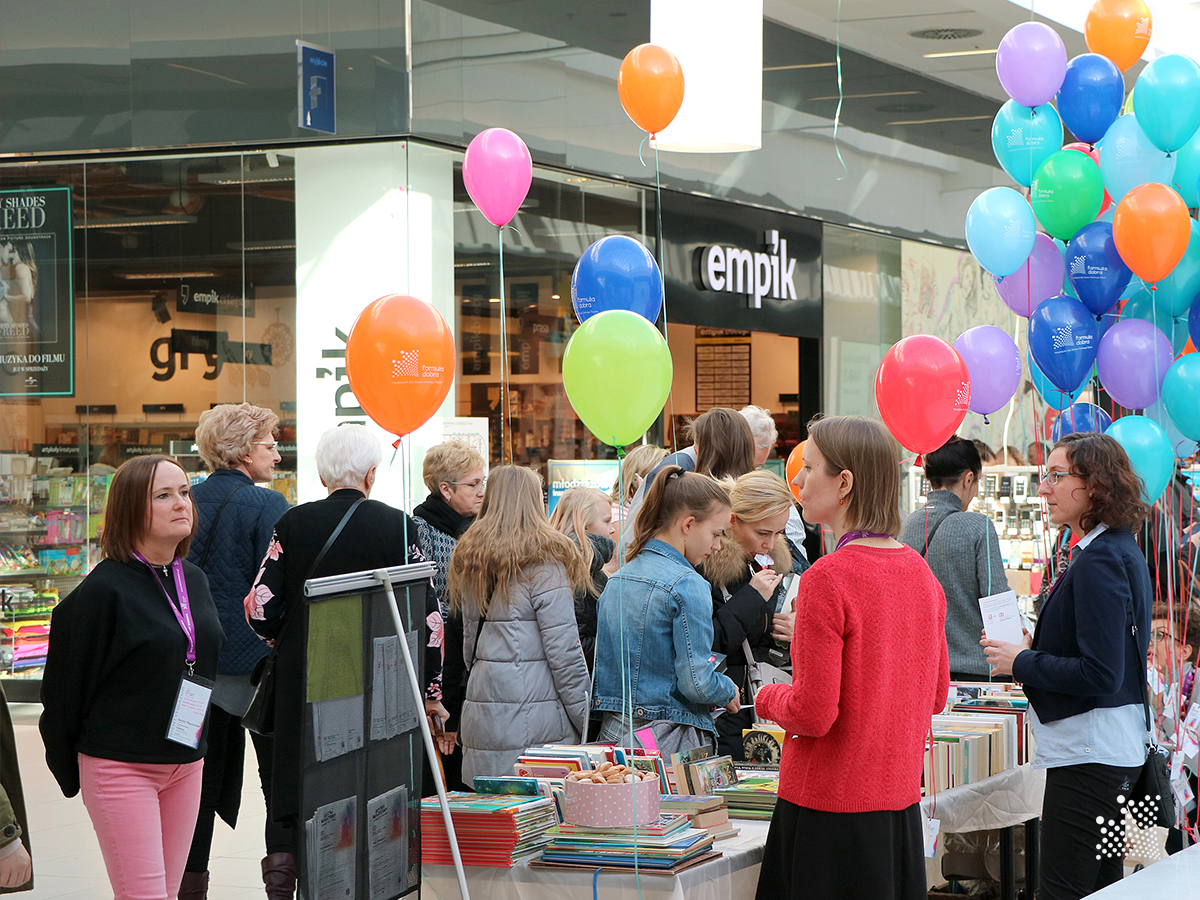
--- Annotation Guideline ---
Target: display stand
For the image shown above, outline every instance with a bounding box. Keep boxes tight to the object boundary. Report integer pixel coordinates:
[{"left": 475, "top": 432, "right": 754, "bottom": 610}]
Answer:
[{"left": 296, "top": 561, "right": 469, "bottom": 900}]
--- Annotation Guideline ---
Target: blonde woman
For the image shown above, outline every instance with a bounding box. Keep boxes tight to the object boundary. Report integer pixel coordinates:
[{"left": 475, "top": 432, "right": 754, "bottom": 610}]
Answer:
[
  {"left": 610, "top": 444, "right": 668, "bottom": 525},
  {"left": 549, "top": 487, "right": 616, "bottom": 671},
  {"left": 699, "top": 470, "right": 808, "bottom": 758},
  {"left": 444, "top": 467, "right": 591, "bottom": 784}
]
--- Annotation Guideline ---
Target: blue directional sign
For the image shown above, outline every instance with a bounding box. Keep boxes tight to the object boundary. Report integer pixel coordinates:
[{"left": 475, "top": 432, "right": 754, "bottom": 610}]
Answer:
[{"left": 297, "top": 40, "right": 335, "bottom": 134}]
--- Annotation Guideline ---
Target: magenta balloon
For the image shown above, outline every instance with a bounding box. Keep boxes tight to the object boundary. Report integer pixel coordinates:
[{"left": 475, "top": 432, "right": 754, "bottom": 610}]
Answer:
[
  {"left": 1096, "top": 318, "right": 1174, "bottom": 409},
  {"left": 994, "top": 233, "right": 1064, "bottom": 317},
  {"left": 953, "top": 325, "right": 1022, "bottom": 415},
  {"left": 996, "top": 22, "right": 1068, "bottom": 108},
  {"left": 462, "top": 127, "right": 533, "bottom": 227}
]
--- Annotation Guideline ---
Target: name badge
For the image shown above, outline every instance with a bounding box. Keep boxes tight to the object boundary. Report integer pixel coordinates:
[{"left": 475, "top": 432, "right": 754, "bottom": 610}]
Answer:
[{"left": 166, "top": 674, "right": 214, "bottom": 749}]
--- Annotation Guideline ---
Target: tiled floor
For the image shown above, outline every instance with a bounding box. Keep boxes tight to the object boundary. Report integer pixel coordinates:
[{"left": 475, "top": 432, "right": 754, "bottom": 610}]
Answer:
[{"left": 14, "top": 703, "right": 270, "bottom": 899}]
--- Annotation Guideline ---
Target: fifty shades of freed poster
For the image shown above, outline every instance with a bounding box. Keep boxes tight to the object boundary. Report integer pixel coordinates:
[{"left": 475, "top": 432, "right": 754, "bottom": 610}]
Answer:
[{"left": 0, "top": 186, "right": 73, "bottom": 397}]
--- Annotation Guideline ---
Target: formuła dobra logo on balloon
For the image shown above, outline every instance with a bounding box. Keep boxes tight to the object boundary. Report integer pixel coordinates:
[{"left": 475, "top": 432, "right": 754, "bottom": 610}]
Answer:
[{"left": 390, "top": 350, "right": 445, "bottom": 385}]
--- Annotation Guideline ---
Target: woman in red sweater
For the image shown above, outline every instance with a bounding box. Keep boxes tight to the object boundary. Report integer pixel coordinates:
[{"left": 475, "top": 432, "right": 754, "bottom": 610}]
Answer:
[{"left": 755, "top": 416, "right": 950, "bottom": 900}]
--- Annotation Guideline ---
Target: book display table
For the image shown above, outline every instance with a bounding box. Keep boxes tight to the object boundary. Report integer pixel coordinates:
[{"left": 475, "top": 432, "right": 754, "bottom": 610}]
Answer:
[{"left": 422, "top": 820, "right": 770, "bottom": 900}]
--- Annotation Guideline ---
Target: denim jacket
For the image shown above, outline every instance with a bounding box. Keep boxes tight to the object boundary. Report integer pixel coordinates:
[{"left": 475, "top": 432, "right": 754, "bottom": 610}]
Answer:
[{"left": 593, "top": 539, "right": 737, "bottom": 733}]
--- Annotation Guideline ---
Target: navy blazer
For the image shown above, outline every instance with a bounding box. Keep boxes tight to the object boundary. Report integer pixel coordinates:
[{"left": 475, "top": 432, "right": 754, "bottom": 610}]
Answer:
[{"left": 1012, "top": 527, "right": 1150, "bottom": 724}]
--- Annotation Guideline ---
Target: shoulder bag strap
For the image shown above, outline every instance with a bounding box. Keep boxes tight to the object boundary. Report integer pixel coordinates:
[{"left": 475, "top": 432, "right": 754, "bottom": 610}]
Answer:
[
  {"left": 918, "top": 507, "right": 955, "bottom": 557},
  {"left": 304, "top": 497, "right": 367, "bottom": 582},
  {"left": 198, "top": 481, "right": 250, "bottom": 568}
]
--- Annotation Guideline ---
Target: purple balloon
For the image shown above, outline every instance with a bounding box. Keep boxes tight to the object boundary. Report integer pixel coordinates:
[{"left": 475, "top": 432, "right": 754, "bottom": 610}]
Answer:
[
  {"left": 1097, "top": 319, "right": 1174, "bottom": 409},
  {"left": 954, "top": 326, "right": 1022, "bottom": 415},
  {"left": 996, "top": 22, "right": 1068, "bottom": 108},
  {"left": 994, "top": 233, "right": 1065, "bottom": 317}
]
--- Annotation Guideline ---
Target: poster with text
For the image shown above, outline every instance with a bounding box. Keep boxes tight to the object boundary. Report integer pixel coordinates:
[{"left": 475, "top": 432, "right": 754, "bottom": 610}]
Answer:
[{"left": 0, "top": 187, "right": 73, "bottom": 397}]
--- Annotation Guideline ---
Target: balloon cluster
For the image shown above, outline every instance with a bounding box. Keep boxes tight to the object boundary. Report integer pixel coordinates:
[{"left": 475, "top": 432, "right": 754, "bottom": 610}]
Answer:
[{"left": 878, "top": 2, "right": 1200, "bottom": 499}]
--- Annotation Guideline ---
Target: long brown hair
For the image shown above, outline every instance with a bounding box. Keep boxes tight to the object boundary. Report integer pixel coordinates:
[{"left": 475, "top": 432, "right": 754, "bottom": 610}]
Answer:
[
  {"left": 100, "top": 455, "right": 197, "bottom": 562},
  {"left": 1055, "top": 432, "right": 1149, "bottom": 533},
  {"left": 448, "top": 466, "right": 590, "bottom": 616},
  {"left": 689, "top": 408, "right": 756, "bottom": 480},
  {"left": 548, "top": 487, "right": 610, "bottom": 572},
  {"left": 629, "top": 465, "right": 731, "bottom": 560}
]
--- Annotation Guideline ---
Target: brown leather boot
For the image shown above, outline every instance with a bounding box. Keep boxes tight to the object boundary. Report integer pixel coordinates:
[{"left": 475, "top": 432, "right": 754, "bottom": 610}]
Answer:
[
  {"left": 178, "top": 870, "right": 209, "bottom": 900},
  {"left": 262, "top": 852, "right": 297, "bottom": 900}
]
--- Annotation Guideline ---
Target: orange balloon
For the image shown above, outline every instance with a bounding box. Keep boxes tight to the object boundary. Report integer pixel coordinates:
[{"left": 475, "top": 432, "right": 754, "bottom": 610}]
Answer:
[
  {"left": 1112, "top": 183, "right": 1191, "bottom": 285},
  {"left": 1084, "top": 0, "right": 1152, "bottom": 72},
  {"left": 785, "top": 441, "right": 806, "bottom": 503},
  {"left": 345, "top": 294, "right": 455, "bottom": 438},
  {"left": 1185, "top": 337, "right": 1198, "bottom": 355},
  {"left": 617, "top": 44, "right": 685, "bottom": 137}
]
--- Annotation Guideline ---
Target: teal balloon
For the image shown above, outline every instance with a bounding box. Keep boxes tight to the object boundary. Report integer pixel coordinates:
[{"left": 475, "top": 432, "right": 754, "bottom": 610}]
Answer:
[
  {"left": 1147, "top": 396, "right": 1198, "bottom": 458},
  {"left": 1054, "top": 238, "right": 1080, "bottom": 299},
  {"left": 965, "top": 187, "right": 1037, "bottom": 277},
  {"left": 1028, "top": 350, "right": 1089, "bottom": 407},
  {"left": 1161, "top": 354, "right": 1200, "bottom": 442},
  {"left": 1171, "top": 127, "right": 1200, "bottom": 208},
  {"left": 1120, "top": 289, "right": 1190, "bottom": 354},
  {"left": 1155, "top": 219, "right": 1200, "bottom": 317},
  {"left": 562, "top": 310, "right": 672, "bottom": 447},
  {"left": 1132, "top": 53, "right": 1200, "bottom": 153},
  {"left": 1106, "top": 415, "right": 1175, "bottom": 504},
  {"left": 991, "top": 101, "right": 1063, "bottom": 187},
  {"left": 1098, "top": 114, "right": 1176, "bottom": 203}
]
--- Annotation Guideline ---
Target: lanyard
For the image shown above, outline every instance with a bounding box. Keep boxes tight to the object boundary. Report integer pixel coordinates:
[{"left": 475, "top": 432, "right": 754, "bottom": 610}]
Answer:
[
  {"left": 133, "top": 552, "right": 197, "bottom": 672},
  {"left": 835, "top": 530, "right": 891, "bottom": 552}
]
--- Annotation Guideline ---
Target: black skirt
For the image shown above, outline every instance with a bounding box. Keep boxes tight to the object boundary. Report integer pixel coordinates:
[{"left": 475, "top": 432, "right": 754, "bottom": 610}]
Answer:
[{"left": 755, "top": 797, "right": 926, "bottom": 900}]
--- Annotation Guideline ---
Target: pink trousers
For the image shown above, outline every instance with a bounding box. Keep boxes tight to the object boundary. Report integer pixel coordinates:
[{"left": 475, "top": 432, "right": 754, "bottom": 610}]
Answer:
[{"left": 79, "top": 754, "right": 204, "bottom": 900}]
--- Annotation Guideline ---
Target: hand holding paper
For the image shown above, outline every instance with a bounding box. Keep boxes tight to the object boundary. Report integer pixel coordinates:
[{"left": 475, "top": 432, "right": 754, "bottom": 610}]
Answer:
[{"left": 979, "top": 590, "right": 1032, "bottom": 677}]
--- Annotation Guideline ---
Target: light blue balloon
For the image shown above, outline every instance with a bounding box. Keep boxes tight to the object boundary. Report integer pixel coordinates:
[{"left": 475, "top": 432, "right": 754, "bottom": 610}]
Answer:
[
  {"left": 1097, "top": 204, "right": 1116, "bottom": 224},
  {"left": 1098, "top": 114, "right": 1177, "bottom": 203},
  {"left": 991, "top": 101, "right": 1064, "bottom": 187},
  {"left": 1171, "top": 127, "right": 1200, "bottom": 208},
  {"left": 1120, "top": 289, "right": 1190, "bottom": 354},
  {"left": 1155, "top": 218, "right": 1200, "bottom": 317},
  {"left": 1147, "top": 395, "right": 1199, "bottom": 458},
  {"left": 1106, "top": 415, "right": 1175, "bottom": 504},
  {"left": 1028, "top": 349, "right": 1090, "bottom": 407},
  {"left": 966, "top": 187, "right": 1037, "bottom": 278},
  {"left": 1132, "top": 54, "right": 1200, "bottom": 153},
  {"left": 1160, "top": 354, "right": 1200, "bottom": 443},
  {"left": 1054, "top": 238, "right": 1080, "bottom": 299}
]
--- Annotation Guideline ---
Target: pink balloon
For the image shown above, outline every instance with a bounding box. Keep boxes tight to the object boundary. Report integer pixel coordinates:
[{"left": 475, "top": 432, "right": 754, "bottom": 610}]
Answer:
[
  {"left": 994, "top": 232, "right": 1064, "bottom": 317},
  {"left": 462, "top": 128, "right": 533, "bottom": 228}
]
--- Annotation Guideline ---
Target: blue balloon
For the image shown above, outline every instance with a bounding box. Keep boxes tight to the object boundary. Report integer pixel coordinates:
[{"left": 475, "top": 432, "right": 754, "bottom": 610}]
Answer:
[
  {"left": 1132, "top": 53, "right": 1200, "bottom": 153},
  {"left": 1120, "top": 289, "right": 1190, "bottom": 355},
  {"left": 1029, "top": 294, "right": 1100, "bottom": 392},
  {"left": 1155, "top": 218, "right": 1200, "bottom": 317},
  {"left": 1051, "top": 402, "right": 1112, "bottom": 441},
  {"left": 965, "top": 187, "right": 1037, "bottom": 277},
  {"left": 1065, "top": 222, "right": 1133, "bottom": 315},
  {"left": 1148, "top": 394, "right": 1199, "bottom": 458},
  {"left": 1106, "top": 415, "right": 1175, "bottom": 504},
  {"left": 571, "top": 235, "right": 663, "bottom": 324},
  {"left": 1171, "top": 127, "right": 1200, "bottom": 208},
  {"left": 991, "top": 101, "right": 1063, "bottom": 187},
  {"left": 1098, "top": 114, "right": 1177, "bottom": 203},
  {"left": 1028, "top": 350, "right": 1090, "bottom": 407},
  {"left": 1056, "top": 53, "right": 1124, "bottom": 145},
  {"left": 1190, "top": 295, "right": 1200, "bottom": 350}
]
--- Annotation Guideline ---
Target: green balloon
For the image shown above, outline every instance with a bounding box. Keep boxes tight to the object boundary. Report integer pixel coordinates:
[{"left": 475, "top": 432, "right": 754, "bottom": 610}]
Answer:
[
  {"left": 1030, "top": 150, "right": 1105, "bottom": 240},
  {"left": 562, "top": 310, "right": 673, "bottom": 446}
]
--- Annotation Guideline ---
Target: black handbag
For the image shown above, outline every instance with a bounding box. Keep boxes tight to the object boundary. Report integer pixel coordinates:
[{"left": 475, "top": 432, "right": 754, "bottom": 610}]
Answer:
[
  {"left": 242, "top": 498, "right": 365, "bottom": 735},
  {"left": 1127, "top": 615, "right": 1178, "bottom": 830}
]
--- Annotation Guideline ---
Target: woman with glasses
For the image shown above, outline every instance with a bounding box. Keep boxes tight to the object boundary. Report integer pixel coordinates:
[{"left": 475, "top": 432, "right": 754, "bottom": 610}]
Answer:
[
  {"left": 1148, "top": 599, "right": 1200, "bottom": 853},
  {"left": 984, "top": 432, "right": 1152, "bottom": 900}
]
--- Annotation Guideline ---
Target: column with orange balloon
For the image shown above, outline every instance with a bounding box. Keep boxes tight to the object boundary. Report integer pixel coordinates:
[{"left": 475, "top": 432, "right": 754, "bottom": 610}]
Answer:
[{"left": 345, "top": 294, "right": 456, "bottom": 444}]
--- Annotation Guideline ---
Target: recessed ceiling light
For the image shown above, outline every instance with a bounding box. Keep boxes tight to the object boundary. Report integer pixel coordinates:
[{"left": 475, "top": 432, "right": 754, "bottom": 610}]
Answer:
[
  {"left": 923, "top": 48, "right": 998, "bottom": 59},
  {"left": 876, "top": 102, "right": 935, "bottom": 114},
  {"left": 909, "top": 28, "right": 984, "bottom": 41}
]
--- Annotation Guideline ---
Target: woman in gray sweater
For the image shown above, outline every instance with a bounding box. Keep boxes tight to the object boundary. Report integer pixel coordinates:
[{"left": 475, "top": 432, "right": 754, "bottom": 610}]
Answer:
[{"left": 899, "top": 436, "right": 1009, "bottom": 681}]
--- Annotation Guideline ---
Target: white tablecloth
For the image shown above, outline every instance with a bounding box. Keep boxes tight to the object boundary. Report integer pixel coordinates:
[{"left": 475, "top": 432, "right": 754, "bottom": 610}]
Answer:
[
  {"left": 920, "top": 763, "right": 1045, "bottom": 834},
  {"left": 422, "top": 820, "right": 771, "bottom": 900}
]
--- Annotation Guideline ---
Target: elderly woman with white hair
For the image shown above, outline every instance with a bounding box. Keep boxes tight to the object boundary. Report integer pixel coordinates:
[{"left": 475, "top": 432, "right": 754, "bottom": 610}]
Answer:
[{"left": 245, "top": 425, "right": 433, "bottom": 899}]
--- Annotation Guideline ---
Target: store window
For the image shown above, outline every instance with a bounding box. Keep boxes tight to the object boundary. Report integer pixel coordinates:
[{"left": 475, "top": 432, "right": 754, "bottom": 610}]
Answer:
[{"left": 0, "top": 152, "right": 297, "bottom": 698}]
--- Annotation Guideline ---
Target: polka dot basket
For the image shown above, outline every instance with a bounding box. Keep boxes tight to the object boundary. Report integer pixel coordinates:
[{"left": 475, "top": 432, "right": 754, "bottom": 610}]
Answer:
[{"left": 563, "top": 777, "right": 661, "bottom": 827}]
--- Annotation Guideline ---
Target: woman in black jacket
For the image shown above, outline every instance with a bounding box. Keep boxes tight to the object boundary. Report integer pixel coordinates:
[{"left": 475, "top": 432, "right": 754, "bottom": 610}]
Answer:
[
  {"left": 245, "top": 425, "right": 433, "bottom": 899},
  {"left": 985, "top": 432, "right": 1152, "bottom": 900},
  {"left": 41, "top": 455, "right": 225, "bottom": 900},
  {"left": 699, "top": 469, "right": 808, "bottom": 758}
]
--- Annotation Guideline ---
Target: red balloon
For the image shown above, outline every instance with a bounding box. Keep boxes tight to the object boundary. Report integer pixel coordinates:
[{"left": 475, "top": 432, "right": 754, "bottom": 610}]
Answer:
[
  {"left": 1063, "top": 141, "right": 1111, "bottom": 213},
  {"left": 345, "top": 295, "right": 455, "bottom": 438},
  {"left": 785, "top": 441, "right": 805, "bottom": 502},
  {"left": 875, "top": 336, "right": 972, "bottom": 453}
]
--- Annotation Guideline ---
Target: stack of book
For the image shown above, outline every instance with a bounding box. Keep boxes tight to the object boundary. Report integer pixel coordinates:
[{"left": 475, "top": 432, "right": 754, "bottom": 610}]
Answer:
[
  {"left": 669, "top": 748, "right": 739, "bottom": 794},
  {"left": 534, "top": 814, "right": 719, "bottom": 873},
  {"left": 922, "top": 683, "right": 1031, "bottom": 796},
  {"left": 420, "top": 792, "right": 559, "bottom": 867},
  {"left": 715, "top": 774, "right": 779, "bottom": 820},
  {"left": 659, "top": 794, "right": 740, "bottom": 840}
]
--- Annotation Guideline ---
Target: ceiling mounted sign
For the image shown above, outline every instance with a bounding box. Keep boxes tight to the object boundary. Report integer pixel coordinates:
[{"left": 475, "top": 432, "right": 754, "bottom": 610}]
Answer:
[{"left": 650, "top": 0, "right": 763, "bottom": 153}]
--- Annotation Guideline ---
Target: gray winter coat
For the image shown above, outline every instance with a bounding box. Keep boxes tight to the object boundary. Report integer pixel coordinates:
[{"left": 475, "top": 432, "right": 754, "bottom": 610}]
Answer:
[{"left": 459, "top": 562, "right": 590, "bottom": 786}]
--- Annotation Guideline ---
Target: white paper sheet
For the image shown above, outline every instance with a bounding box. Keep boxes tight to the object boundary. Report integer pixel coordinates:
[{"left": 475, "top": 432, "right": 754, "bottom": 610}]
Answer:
[
  {"left": 311, "top": 795, "right": 357, "bottom": 900},
  {"left": 367, "top": 785, "right": 408, "bottom": 900},
  {"left": 312, "top": 694, "right": 364, "bottom": 762},
  {"left": 979, "top": 590, "right": 1024, "bottom": 645}
]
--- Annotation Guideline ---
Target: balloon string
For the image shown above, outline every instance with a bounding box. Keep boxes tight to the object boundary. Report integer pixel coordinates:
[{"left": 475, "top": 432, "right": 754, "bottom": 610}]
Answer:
[
  {"left": 832, "top": 0, "right": 848, "bottom": 181},
  {"left": 499, "top": 224, "right": 514, "bottom": 465},
  {"left": 654, "top": 143, "right": 677, "bottom": 453}
]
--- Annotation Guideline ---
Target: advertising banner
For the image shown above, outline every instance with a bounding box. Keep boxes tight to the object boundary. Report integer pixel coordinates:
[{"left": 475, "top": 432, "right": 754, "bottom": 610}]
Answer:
[{"left": 547, "top": 459, "right": 620, "bottom": 513}]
